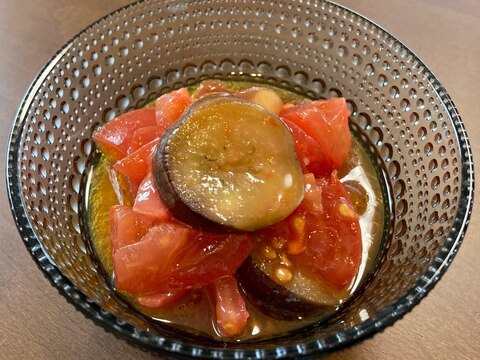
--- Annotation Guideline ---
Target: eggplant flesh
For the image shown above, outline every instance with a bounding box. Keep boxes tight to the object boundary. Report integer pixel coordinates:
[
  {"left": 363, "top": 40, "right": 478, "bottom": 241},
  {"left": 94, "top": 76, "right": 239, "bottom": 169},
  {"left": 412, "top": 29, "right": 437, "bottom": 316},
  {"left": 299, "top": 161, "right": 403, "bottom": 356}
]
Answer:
[
  {"left": 154, "top": 95, "right": 304, "bottom": 232},
  {"left": 236, "top": 256, "right": 343, "bottom": 320}
]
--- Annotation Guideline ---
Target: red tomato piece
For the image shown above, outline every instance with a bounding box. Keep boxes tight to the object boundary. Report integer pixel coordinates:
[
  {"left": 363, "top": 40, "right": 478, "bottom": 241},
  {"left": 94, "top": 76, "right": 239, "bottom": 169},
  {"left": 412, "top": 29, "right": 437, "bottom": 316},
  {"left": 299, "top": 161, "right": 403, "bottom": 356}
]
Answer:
[
  {"left": 280, "top": 98, "right": 351, "bottom": 172},
  {"left": 113, "top": 139, "right": 158, "bottom": 187},
  {"left": 208, "top": 276, "right": 249, "bottom": 337},
  {"left": 293, "top": 171, "right": 362, "bottom": 291},
  {"left": 129, "top": 125, "right": 165, "bottom": 154},
  {"left": 156, "top": 88, "right": 192, "bottom": 129},
  {"left": 133, "top": 173, "right": 172, "bottom": 221},
  {"left": 92, "top": 108, "right": 156, "bottom": 160},
  {"left": 113, "top": 223, "right": 253, "bottom": 294},
  {"left": 193, "top": 80, "right": 229, "bottom": 99},
  {"left": 298, "top": 173, "right": 323, "bottom": 214},
  {"left": 256, "top": 218, "right": 290, "bottom": 246},
  {"left": 109, "top": 205, "right": 155, "bottom": 252},
  {"left": 283, "top": 118, "right": 331, "bottom": 177},
  {"left": 113, "top": 223, "right": 193, "bottom": 293},
  {"left": 169, "top": 232, "right": 253, "bottom": 291},
  {"left": 255, "top": 171, "right": 361, "bottom": 291},
  {"left": 136, "top": 288, "right": 188, "bottom": 308}
]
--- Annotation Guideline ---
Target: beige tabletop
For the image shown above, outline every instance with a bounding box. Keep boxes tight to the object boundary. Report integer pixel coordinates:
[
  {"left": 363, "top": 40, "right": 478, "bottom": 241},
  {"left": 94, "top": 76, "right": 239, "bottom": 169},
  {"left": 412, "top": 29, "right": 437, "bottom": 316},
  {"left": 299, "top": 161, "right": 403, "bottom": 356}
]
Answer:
[{"left": 0, "top": 1, "right": 479, "bottom": 359}]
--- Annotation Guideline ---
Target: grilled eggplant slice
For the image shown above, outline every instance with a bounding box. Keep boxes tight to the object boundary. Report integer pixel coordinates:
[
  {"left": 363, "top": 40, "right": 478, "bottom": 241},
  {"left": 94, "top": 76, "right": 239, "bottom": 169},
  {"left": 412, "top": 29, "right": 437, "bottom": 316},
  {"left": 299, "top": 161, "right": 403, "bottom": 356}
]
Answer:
[
  {"left": 237, "top": 253, "right": 343, "bottom": 320},
  {"left": 154, "top": 95, "right": 304, "bottom": 231}
]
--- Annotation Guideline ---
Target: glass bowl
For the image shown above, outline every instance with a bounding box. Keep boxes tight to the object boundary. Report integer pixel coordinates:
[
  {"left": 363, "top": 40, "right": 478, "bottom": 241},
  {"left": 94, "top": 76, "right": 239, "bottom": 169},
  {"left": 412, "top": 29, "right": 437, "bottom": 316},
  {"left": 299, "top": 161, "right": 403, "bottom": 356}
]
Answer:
[{"left": 6, "top": 0, "right": 474, "bottom": 358}]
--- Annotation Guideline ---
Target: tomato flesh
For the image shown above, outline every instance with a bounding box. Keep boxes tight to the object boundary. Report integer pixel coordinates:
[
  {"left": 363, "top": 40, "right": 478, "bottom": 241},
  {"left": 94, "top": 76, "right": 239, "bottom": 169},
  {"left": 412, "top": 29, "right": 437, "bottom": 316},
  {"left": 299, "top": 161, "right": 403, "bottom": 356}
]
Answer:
[
  {"left": 280, "top": 98, "right": 351, "bottom": 173},
  {"left": 136, "top": 288, "right": 188, "bottom": 308},
  {"left": 113, "top": 223, "right": 192, "bottom": 293},
  {"left": 208, "top": 276, "right": 249, "bottom": 337},
  {"left": 170, "top": 232, "right": 253, "bottom": 291},
  {"left": 93, "top": 108, "right": 156, "bottom": 160},
  {"left": 129, "top": 125, "right": 166, "bottom": 153},
  {"left": 300, "top": 172, "right": 323, "bottom": 214},
  {"left": 109, "top": 205, "right": 154, "bottom": 252},
  {"left": 113, "top": 222, "right": 253, "bottom": 294},
  {"left": 113, "top": 138, "right": 158, "bottom": 187},
  {"left": 156, "top": 88, "right": 192, "bottom": 129},
  {"left": 133, "top": 173, "right": 172, "bottom": 221},
  {"left": 293, "top": 172, "right": 362, "bottom": 291},
  {"left": 283, "top": 118, "right": 329, "bottom": 177},
  {"left": 256, "top": 172, "right": 361, "bottom": 291},
  {"left": 193, "top": 80, "right": 229, "bottom": 99}
]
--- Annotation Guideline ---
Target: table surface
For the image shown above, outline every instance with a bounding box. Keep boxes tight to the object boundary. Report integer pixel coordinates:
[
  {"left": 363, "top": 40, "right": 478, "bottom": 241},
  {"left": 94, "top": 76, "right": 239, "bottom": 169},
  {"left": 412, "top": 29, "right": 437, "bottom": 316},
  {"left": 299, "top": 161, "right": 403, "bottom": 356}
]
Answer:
[{"left": 1, "top": 1, "right": 479, "bottom": 359}]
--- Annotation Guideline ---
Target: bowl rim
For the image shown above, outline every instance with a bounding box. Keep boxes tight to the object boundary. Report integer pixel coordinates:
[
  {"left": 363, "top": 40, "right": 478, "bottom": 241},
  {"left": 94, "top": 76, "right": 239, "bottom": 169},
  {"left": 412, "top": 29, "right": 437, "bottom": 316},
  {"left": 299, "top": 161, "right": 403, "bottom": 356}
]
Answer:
[{"left": 5, "top": 0, "right": 475, "bottom": 358}]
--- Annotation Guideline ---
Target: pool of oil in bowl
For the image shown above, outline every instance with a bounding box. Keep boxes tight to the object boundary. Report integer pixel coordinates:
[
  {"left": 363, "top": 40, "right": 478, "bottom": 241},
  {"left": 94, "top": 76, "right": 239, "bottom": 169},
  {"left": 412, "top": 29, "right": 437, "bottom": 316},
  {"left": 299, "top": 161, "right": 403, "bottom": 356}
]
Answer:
[{"left": 84, "top": 80, "right": 388, "bottom": 341}]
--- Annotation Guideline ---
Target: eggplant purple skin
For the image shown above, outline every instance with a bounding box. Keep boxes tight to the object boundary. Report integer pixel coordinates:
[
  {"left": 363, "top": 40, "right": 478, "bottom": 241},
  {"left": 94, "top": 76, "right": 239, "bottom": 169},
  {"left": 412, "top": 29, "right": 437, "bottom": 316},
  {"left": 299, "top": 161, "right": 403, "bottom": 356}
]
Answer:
[
  {"left": 153, "top": 131, "right": 235, "bottom": 233},
  {"left": 236, "top": 257, "right": 327, "bottom": 320}
]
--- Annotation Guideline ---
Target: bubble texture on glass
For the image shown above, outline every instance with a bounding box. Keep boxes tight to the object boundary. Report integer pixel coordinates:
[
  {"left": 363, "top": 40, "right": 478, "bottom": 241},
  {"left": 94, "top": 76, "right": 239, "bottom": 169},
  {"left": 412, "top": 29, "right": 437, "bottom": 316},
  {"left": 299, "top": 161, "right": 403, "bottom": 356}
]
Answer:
[{"left": 6, "top": 0, "right": 474, "bottom": 358}]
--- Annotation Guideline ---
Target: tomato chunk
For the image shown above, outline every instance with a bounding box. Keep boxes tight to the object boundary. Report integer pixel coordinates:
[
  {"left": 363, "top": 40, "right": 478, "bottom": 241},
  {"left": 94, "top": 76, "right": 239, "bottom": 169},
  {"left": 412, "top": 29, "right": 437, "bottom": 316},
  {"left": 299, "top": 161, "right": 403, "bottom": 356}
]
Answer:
[
  {"left": 113, "top": 223, "right": 253, "bottom": 294},
  {"left": 170, "top": 232, "right": 253, "bottom": 290},
  {"left": 298, "top": 173, "right": 323, "bottom": 214},
  {"left": 93, "top": 108, "right": 156, "bottom": 160},
  {"left": 136, "top": 288, "right": 188, "bottom": 308},
  {"left": 280, "top": 98, "right": 351, "bottom": 173},
  {"left": 208, "top": 276, "right": 249, "bottom": 337},
  {"left": 109, "top": 205, "right": 155, "bottom": 252},
  {"left": 193, "top": 80, "right": 229, "bottom": 99},
  {"left": 256, "top": 171, "right": 361, "bottom": 291},
  {"left": 283, "top": 118, "right": 329, "bottom": 177},
  {"left": 113, "top": 223, "right": 193, "bottom": 293},
  {"left": 129, "top": 125, "right": 166, "bottom": 154},
  {"left": 156, "top": 88, "right": 192, "bottom": 129},
  {"left": 113, "top": 139, "right": 158, "bottom": 187},
  {"left": 293, "top": 171, "right": 362, "bottom": 291},
  {"left": 133, "top": 173, "right": 172, "bottom": 221}
]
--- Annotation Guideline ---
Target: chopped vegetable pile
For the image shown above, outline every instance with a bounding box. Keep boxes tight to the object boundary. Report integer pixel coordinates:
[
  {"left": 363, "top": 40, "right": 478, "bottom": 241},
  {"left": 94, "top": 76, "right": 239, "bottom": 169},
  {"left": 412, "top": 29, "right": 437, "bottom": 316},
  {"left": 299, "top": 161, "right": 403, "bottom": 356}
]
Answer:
[{"left": 91, "top": 80, "right": 363, "bottom": 338}]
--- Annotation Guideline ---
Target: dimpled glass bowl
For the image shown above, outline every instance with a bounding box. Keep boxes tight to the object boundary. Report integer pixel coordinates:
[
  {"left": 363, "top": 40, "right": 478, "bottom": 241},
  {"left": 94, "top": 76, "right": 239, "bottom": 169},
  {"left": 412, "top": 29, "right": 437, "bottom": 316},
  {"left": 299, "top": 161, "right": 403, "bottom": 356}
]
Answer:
[{"left": 6, "top": 0, "right": 474, "bottom": 358}]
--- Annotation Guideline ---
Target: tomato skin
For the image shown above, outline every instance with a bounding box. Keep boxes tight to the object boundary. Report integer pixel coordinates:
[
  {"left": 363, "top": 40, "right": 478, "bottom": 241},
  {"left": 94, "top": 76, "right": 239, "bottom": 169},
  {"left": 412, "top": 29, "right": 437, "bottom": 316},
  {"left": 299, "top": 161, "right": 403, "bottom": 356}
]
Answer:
[
  {"left": 93, "top": 108, "right": 156, "bottom": 160},
  {"left": 109, "top": 205, "right": 155, "bottom": 252},
  {"left": 133, "top": 173, "right": 172, "bottom": 221},
  {"left": 93, "top": 88, "right": 190, "bottom": 161},
  {"left": 208, "top": 276, "right": 249, "bottom": 337},
  {"left": 156, "top": 88, "right": 192, "bottom": 129},
  {"left": 113, "top": 138, "right": 158, "bottom": 187},
  {"left": 293, "top": 172, "right": 362, "bottom": 291},
  {"left": 280, "top": 98, "right": 351, "bottom": 172}
]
